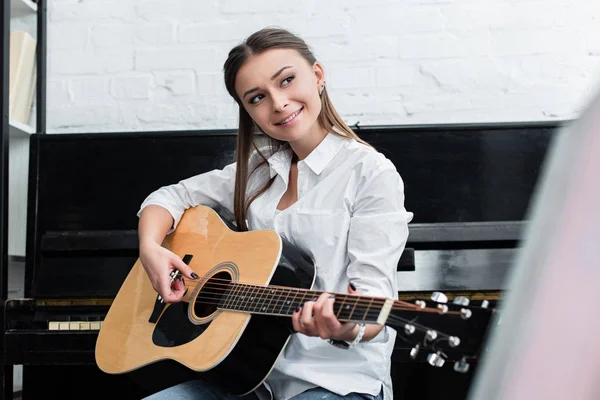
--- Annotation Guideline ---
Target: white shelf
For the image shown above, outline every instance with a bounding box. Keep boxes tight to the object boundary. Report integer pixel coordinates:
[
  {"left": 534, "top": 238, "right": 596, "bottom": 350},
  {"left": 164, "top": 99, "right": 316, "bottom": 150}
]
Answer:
[
  {"left": 9, "top": 119, "right": 35, "bottom": 138},
  {"left": 11, "top": 0, "right": 37, "bottom": 19}
]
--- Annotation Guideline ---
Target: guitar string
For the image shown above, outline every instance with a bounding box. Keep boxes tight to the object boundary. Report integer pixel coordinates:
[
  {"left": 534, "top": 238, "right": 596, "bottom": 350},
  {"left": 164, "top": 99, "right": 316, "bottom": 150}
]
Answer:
[
  {"left": 186, "top": 287, "right": 460, "bottom": 317},
  {"left": 170, "top": 278, "right": 467, "bottom": 313},
  {"left": 175, "top": 276, "right": 422, "bottom": 309}
]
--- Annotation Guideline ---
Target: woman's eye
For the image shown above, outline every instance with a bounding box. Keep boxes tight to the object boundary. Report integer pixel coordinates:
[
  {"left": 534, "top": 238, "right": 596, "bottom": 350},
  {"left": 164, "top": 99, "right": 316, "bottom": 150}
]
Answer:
[
  {"left": 250, "top": 94, "right": 264, "bottom": 104},
  {"left": 282, "top": 75, "right": 295, "bottom": 86}
]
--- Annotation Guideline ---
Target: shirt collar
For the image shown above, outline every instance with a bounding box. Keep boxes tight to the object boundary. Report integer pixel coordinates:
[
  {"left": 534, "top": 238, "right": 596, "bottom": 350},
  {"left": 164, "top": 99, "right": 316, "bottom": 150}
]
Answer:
[
  {"left": 267, "top": 132, "right": 350, "bottom": 179},
  {"left": 301, "top": 132, "right": 348, "bottom": 175}
]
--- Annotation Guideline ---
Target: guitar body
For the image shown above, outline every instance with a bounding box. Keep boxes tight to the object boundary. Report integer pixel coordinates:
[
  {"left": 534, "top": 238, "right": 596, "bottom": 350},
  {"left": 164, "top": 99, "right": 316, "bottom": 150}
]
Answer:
[{"left": 96, "top": 206, "right": 315, "bottom": 396}]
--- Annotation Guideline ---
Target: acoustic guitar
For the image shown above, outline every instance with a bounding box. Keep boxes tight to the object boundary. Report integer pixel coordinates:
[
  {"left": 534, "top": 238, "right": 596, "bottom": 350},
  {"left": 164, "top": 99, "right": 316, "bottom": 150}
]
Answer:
[{"left": 95, "top": 205, "right": 494, "bottom": 396}]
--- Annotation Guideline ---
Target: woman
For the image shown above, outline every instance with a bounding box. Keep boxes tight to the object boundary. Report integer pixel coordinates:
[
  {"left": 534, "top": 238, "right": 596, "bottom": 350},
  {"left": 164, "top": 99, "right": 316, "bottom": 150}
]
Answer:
[{"left": 138, "top": 27, "right": 413, "bottom": 400}]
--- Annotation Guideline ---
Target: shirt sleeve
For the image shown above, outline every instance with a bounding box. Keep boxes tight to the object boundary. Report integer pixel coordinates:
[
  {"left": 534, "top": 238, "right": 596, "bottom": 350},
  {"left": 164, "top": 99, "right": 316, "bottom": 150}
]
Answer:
[
  {"left": 345, "top": 165, "right": 413, "bottom": 300},
  {"left": 137, "top": 161, "right": 237, "bottom": 232}
]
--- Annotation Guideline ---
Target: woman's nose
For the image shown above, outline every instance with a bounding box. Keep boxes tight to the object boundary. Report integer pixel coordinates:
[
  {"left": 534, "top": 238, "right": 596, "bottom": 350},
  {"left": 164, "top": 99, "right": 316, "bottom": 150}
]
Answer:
[{"left": 271, "top": 92, "right": 289, "bottom": 112}]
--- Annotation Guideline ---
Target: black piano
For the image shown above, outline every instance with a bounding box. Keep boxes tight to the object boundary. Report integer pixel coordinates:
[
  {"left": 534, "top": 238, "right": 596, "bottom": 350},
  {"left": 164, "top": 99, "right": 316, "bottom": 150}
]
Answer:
[{"left": 2, "top": 121, "right": 562, "bottom": 399}]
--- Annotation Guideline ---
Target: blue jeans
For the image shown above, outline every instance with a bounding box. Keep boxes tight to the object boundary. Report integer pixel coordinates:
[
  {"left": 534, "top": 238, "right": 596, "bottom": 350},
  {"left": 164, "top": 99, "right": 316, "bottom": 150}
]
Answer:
[{"left": 143, "top": 379, "right": 383, "bottom": 400}]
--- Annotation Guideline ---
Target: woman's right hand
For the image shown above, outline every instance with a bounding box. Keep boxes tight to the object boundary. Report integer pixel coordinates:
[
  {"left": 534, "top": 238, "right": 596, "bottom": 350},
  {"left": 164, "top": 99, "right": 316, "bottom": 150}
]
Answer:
[{"left": 139, "top": 241, "right": 199, "bottom": 303}]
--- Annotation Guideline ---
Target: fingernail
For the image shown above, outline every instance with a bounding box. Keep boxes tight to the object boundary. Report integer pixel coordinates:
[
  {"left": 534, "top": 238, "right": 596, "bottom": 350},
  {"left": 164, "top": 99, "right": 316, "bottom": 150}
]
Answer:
[
  {"left": 329, "top": 294, "right": 335, "bottom": 299},
  {"left": 295, "top": 306, "right": 300, "bottom": 313},
  {"left": 350, "top": 282, "right": 356, "bottom": 290},
  {"left": 311, "top": 297, "right": 317, "bottom": 301},
  {"left": 191, "top": 273, "right": 199, "bottom": 279}
]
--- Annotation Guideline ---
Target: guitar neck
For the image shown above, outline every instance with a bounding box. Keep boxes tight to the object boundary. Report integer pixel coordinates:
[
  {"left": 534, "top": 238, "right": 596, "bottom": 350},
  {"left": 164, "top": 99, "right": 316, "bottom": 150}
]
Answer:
[{"left": 218, "top": 282, "right": 393, "bottom": 325}]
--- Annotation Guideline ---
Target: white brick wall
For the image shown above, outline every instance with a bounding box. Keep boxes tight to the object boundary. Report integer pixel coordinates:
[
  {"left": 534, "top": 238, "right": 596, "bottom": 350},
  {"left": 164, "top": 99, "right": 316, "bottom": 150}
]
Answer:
[{"left": 46, "top": 0, "right": 600, "bottom": 133}]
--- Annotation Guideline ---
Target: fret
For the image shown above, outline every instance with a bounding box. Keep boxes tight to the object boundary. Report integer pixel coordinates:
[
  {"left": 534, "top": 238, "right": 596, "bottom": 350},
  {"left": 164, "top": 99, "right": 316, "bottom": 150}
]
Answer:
[
  {"left": 348, "top": 296, "right": 360, "bottom": 321},
  {"left": 224, "top": 282, "right": 241, "bottom": 311},
  {"left": 298, "top": 290, "right": 311, "bottom": 311},
  {"left": 219, "top": 282, "right": 236, "bottom": 309},
  {"left": 232, "top": 283, "right": 248, "bottom": 312},
  {"left": 263, "top": 287, "right": 278, "bottom": 314},
  {"left": 238, "top": 284, "right": 253, "bottom": 312},
  {"left": 253, "top": 286, "right": 268, "bottom": 313},
  {"left": 246, "top": 285, "right": 259, "bottom": 312},
  {"left": 335, "top": 295, "right": 354, "bottom": 321},
  {"left": 278, "top": 287, "right": 292, "bottom": 315},
  {"left": 362, "top": 297, "right": 374, "bottom": 321},
  {"left": 335, "top": 294, "right": 347, "bottom": 319},
  {"left": 285, "top": 289, "right": 299, "bottom": 316}
]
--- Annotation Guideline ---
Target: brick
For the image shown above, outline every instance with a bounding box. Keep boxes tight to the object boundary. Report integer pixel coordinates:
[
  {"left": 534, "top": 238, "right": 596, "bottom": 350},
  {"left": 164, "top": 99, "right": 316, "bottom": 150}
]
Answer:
[
  {"left": 70, "top": 77, "right": 113, "bottom": 105},
  {"left": 136, "top": 104, "right": 186, "bottom": 124},
  {"left": 92, "top": 24, "right": 135, "bottom": 47},
  {"left": 328, "top": 67, "right": 372, "bottom": 89},
  {"left": 135, "top": 23, "right": 175, "bottom": 45},
  {"left": 135, "top": 48, "right": 222, "bottom": 73},
  {"left": 184, "top": 101, "right": 222, "bottom": 124},
  {"left": 419, "top": 59, "right": 513, "bottom": 89},
  {"left": 47, "top": 80, "right": 72, "bottom": 104},
  {"left": 352, "top": 5, "right": 446, "bottom": 35},
  {"left": 490, "top": 29, "right": 585, "bottom": 57},
  {"left": 154, "top": 71, "right": 196, "bottom": 96},
  {"left": 136, "top": 0, "right": 218, "bottom": 22},
  {"left": 402, "top": 93, "right": 472, "bottom": 115},
  {"left": 50, "top": 50, "right": 103, "bottom": 75},
  {"left": 50, "top": 1, "right": 133, "bottom": 22},
  {"left": 375, "top": 65, "right": 418, "bottom": 87},
  {"left": 112, "top": 75, "right": 152, "bottom": 99},
  {"left": 313, "top": 37, "right": 399, "bottom": 63},
  {"left": 49, "top": 24, "right": 89, "bottom": 50},
  {"left": 218, "top": 0, "right": 314, "bottom": 15},
  {"left": 49, "top": 105, "right": 119, "bottom": 129},
  {"left": 398, "top": 32, "right": 491, "bottom": 59},
  {"left": 331, "top": 91, "right": 406, "bottom": 117},
  {"left": 93, "top": 46, "right": 135, "bottom": 73}
]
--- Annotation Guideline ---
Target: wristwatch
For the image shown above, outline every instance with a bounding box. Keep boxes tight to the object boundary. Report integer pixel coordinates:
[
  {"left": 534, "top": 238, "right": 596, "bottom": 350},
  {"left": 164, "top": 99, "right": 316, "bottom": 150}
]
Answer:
[{"left": 328, "top": 323, "right": 366, "bottom": 349}]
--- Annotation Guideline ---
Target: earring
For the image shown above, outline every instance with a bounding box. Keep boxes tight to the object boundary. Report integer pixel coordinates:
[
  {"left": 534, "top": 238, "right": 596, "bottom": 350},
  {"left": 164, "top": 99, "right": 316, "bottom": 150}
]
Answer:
[{"left": 319, "top": 82, "right": 325, "bottom": 95}]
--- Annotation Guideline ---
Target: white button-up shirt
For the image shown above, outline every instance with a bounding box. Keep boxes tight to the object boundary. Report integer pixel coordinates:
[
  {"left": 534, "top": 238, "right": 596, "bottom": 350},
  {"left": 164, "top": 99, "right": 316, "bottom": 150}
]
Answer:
[{"left": 139, "top": 132, "right": 413, "bottom": 400}]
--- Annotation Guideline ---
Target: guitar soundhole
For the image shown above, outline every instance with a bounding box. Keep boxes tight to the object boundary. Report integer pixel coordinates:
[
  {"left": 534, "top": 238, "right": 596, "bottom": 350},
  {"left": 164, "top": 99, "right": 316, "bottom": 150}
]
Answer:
[{"left": 194, "top": 271, "right": 232, "bottom": 318}]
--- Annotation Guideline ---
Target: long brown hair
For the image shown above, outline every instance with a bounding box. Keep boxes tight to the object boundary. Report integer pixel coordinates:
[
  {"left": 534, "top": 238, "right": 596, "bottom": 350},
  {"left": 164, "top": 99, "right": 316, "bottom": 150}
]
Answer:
[{"left": 223, "top": 27, "right": 370, "bottom": 231}]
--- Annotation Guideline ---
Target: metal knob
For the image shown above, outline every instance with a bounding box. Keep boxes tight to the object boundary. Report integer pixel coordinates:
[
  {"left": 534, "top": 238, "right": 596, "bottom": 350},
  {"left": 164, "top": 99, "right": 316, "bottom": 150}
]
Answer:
[
  {"left": 410, "top": 344, "right": 420, "bottom": 359},
  {"left": 453, "top": 296, "right": 470, "bottom": 306},
  {"left": 461, "top": 308, "right": 472, "bottom": 319},
  {"left": 481, "top": 300, "right": 490, "bottom": 309},
  {"left": 404, "top": 324, "right": 416, "bottom": 335},
  {"left": 414, "top": 300, "right": 426, "bottom": 309},
  {"left": 431, "top": 291, "right": 448, "bottom": 304},
  {"left": 454, "top": 357, "right": 470, "bottom": 373},
  {"left": 448, "top": 336, "right": 460, "bottom": 347},
  {"left": 437, "top": 304, "right": 448, "bottom": 314},
  {"left": 426, "top": 330, "right": 438, "bottom": 341},
  {"left": 427, "top": 352, "right": 445, "bottom": 367}
]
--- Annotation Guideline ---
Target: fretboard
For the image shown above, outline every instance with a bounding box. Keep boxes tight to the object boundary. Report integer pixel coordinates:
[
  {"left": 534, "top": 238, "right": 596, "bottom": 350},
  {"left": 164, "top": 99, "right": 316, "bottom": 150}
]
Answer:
[{"left": 218, "top": 282, "right": 386, "bottom": 324}]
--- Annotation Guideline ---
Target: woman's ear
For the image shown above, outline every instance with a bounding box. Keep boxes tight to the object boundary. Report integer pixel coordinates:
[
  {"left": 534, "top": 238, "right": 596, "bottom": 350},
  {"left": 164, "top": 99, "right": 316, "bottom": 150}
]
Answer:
[{"left": 313, "top": 61, "right": 325, "bottom": 87}]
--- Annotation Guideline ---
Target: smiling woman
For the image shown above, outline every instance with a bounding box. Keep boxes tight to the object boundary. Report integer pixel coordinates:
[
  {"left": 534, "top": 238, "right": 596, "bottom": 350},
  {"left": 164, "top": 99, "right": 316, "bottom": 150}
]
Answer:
[{"left": 136, "top": 27, "right": 413, "bottom": 400}]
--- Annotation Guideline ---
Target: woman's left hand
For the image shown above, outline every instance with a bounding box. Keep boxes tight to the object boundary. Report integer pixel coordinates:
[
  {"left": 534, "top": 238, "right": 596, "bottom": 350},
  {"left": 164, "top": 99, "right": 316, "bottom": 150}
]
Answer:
[{"left": 292, "top": 283, "right": 361, "bottom": 341}]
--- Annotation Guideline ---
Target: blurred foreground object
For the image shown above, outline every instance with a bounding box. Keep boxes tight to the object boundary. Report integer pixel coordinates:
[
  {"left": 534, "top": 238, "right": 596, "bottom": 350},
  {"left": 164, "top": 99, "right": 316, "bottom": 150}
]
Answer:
[{"left": 468, "top": 81, "right": 600, "bottom": 400}]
